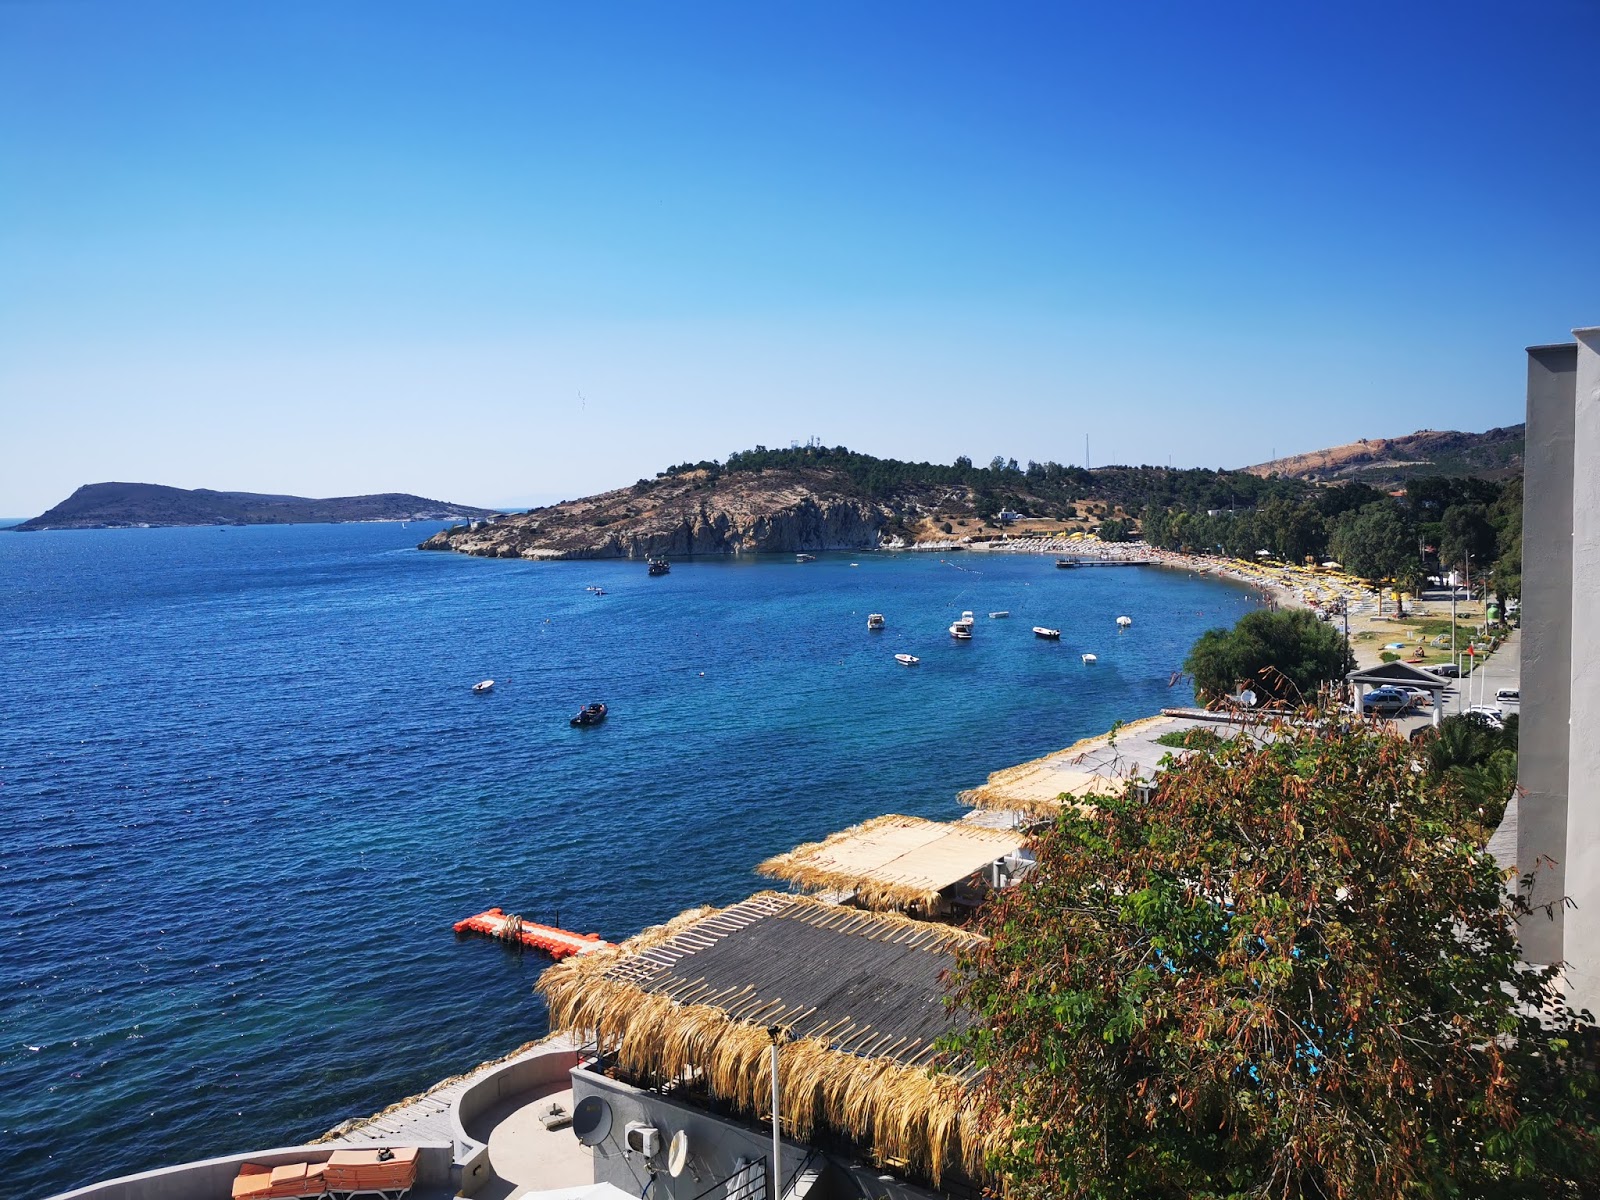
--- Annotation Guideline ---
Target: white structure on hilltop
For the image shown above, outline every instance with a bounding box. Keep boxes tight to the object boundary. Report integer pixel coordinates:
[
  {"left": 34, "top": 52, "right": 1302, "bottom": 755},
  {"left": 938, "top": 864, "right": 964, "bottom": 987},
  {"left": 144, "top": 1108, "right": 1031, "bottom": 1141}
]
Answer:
[{"left": 1512, "top": 328, "right": 1600, "bottom": 1014}]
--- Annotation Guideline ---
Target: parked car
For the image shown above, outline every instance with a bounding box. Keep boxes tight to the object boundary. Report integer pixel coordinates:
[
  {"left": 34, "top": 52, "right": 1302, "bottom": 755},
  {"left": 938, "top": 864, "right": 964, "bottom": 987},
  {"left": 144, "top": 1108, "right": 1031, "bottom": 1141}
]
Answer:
[
  {"left": 1495, "top": 687, "right": 1520, "bottom": 702},
  {"left": 1394, "top": 685, "right": 1433, "bottom": 707},
  {"left": 1469, "top": 704, "right": 1506, "bottom": 729},
  {"left": 1428, "top": 663, "right": 1461, "bottom": 678},
  {"left": 1362, "top": 687, "right": 1412, "bottom": 716}
]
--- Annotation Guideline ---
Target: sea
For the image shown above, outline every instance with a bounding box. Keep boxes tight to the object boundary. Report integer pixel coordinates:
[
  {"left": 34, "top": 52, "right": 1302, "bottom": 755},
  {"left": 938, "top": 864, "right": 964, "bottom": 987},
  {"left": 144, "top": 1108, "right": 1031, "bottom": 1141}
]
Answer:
[{"left": 0, "top": 523, "right": 1258, "bottom": 1198}]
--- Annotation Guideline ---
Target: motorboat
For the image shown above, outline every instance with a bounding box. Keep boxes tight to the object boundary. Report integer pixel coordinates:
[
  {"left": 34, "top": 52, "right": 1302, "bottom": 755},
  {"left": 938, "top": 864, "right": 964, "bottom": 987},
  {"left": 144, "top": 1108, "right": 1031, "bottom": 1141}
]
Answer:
[
  {"left": 472, "top": 679, "right": 495, "bottom": 694},
  {"left": 1116, "top": 616, "right": 1132, "bottom": 628},
  {"left": 867, "top": 613, "right": 886, "bottom": 630},
  {"left": 570, "top": 702, "right": 608, "bottom": 727},
  {"left": 1081, "top": 653, "right": 1097, "bottom": 663},
  {"left": 949, "top": 623, "right": 973, "bottom": 640},
  {"left": 895, "top": 653, "right": 920, "bottom": 666},
  {"left": 988, "top": 611, "right": 1010, "bottom": 619},
  {"left": 796, "top": 553, "right": 816, "bottom": 562},
  {"left": 1033, "top": 627, "right": 1061, "bottom": 639},
  {"left": 647, "top": 557, "right": 671, "bottom": 575}
]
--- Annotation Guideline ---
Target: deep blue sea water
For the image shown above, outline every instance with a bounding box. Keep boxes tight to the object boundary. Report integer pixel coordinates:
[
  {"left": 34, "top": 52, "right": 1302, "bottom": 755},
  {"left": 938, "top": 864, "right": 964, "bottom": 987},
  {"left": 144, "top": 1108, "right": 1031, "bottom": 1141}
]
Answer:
[{"left": 0, "top": 525, "right": 1257, "bottom": 1198}]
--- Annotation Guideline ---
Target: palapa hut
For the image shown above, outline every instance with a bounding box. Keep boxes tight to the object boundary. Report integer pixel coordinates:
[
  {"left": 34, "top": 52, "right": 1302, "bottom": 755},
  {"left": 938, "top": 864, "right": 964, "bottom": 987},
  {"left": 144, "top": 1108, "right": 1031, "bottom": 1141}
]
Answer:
[
  {"left": 756, "top": 814, "right": 1030, "bottom": 914},
  {"left": 538, "top": 891, "right": 995, "bottom": 1185},
  {"left": 960, "top": 714, "right": 1187, "bottom": 818}
]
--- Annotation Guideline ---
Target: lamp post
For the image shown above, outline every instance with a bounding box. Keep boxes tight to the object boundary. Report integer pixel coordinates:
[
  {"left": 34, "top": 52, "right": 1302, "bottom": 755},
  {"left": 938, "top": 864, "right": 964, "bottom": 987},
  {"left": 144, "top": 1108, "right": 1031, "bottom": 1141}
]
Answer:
[{"left": 768, "top": 1026, "right": 783, "bottom": 1199}]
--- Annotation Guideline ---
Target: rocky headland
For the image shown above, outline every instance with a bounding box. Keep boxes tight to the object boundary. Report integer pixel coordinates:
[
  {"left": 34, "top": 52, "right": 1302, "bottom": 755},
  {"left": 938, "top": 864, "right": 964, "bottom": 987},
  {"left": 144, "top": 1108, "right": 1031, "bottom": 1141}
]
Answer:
[{"left": 419, "top": 467, "right": 928, "bottom": 559}]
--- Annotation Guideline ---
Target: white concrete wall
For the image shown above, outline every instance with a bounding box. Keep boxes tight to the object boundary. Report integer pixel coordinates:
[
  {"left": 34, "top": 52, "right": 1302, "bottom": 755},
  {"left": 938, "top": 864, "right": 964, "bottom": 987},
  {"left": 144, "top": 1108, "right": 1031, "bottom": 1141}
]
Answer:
[
  {"left": 46, "top": 1143, "right": 454, "bottom": 1200},
  {"left": 1565, "top": 328, "right": 1600, "bottom": 1014},
  {"left": 572, "top": 1068, "right": 939, "bottom": 1200},
  {"left": 1518, "top": 343, "right": 1578, "bottom": 965}
]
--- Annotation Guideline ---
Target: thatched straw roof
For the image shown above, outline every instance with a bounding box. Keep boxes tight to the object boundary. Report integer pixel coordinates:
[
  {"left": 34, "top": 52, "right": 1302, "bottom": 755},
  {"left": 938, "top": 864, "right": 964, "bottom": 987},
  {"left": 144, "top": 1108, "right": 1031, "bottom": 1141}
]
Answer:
[
  {"left": 756, "top": 814, "right": 1024, "bottom": 912},
  {"left": 960, "top": 714, "right": 1179, "bottom": 816},
  {"left": 538, "top": 892, "right": 995, "bottom": 1183}
]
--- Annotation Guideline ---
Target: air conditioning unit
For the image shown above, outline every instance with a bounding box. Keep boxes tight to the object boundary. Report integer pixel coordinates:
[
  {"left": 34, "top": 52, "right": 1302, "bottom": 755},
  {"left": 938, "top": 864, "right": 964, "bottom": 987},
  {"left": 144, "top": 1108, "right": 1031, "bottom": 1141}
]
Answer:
[{"left": 624, "top": 1122, "right": 661, "bottom": 1158}]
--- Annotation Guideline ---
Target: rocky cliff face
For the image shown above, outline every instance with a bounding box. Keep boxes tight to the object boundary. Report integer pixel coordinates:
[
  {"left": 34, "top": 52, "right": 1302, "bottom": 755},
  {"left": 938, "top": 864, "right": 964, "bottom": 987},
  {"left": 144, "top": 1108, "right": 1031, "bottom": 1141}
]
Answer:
[{"left": 420, "top": 468, "right": 907, "bottom": 560}]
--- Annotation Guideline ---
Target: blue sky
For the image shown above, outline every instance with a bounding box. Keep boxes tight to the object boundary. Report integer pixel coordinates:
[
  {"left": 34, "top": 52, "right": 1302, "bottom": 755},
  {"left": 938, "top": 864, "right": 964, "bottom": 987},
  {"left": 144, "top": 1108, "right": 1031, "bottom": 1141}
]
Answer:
[{"left": 2, "top": 2, "right": 1595, "bottom": 515}]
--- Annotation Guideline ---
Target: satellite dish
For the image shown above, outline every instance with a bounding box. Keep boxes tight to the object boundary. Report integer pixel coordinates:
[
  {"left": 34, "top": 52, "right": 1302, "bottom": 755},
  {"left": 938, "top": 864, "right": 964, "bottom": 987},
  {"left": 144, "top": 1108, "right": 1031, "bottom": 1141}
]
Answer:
[
  {"left": 572, "top": 1096, "right": 612, "bottom": 1146},
  {"left": 1237, "top": 689, "right": 1258, "bottom": 708},
  {"left": 667, "top": 1129, "right": 690, "bottom": 1177}
]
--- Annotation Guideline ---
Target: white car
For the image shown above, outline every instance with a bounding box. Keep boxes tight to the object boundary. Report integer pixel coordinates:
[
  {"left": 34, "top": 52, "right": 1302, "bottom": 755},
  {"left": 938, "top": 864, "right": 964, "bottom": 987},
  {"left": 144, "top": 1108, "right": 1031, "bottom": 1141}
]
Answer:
[
  {"left": 1469, "top": 704, "right": 1505, "bottom": 728},
  {"left": 1495, "top": 687, "right": 1520, "bottom": 703}
]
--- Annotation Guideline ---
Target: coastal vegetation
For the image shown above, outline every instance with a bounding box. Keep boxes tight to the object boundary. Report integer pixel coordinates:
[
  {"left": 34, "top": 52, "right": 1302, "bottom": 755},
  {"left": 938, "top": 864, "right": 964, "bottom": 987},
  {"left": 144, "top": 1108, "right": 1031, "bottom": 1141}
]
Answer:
[
  {"left": 950, "top": 718, "right": 1599, "bottom": 1199},
  {"left": 420, "top": 436, "right": 1526, "bottom": 581},
  {"left": 1182, "top": 608, "right": 1354, "bottom": 704}
]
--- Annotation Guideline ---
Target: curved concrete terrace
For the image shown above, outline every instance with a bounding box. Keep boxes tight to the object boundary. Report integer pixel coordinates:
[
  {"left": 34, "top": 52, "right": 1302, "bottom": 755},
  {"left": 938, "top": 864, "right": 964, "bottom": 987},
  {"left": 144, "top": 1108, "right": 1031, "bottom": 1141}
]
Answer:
[
  {"left": 451, "top": 1036, "right": 594, "bottom": 1198},
  {"left": 47, "top": 1034, "right": 595, "bottom": 1200}
]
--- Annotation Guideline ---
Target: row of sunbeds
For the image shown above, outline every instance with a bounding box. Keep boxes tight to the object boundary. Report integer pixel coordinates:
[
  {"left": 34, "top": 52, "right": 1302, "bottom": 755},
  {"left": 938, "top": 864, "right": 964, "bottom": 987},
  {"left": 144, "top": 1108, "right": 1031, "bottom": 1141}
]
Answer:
[{"left": 232, "top": 1146, "right": 418, "bottom": 1200}]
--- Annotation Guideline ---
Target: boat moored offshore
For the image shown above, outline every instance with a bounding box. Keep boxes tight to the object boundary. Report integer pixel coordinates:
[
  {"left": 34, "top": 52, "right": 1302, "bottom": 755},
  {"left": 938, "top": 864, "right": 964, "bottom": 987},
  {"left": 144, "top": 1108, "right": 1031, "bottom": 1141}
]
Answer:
[
  {"left": 867, "top": 613, "right": 886, "bottom": 630},
  {"left": 647, "top": 557, "right": 671, "bottom": 575},
  {"left": 1033, "top": 627, "right": 1061, "bottom": 639},
  {"left": 895, "top": 653, "right": 920, "bottom": 666},
  {"left": 570, "top": 702, "right": 608, "bottom": 727},
  {"left": 949, "top": 623, "right": 973, "bottom": 640}
]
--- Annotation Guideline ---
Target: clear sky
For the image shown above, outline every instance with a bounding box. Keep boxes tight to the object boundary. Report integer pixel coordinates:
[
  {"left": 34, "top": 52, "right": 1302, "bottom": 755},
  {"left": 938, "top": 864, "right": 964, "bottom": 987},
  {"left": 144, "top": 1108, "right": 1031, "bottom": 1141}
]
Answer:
[{"left": 2, "top": 1, "right": 1595, "bottom": 516}]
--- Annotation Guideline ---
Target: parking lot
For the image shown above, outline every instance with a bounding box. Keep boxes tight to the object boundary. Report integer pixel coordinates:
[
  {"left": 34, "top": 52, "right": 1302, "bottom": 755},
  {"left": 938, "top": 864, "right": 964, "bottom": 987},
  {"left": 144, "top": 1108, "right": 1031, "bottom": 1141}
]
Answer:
[{"left": 1376, "top": 628, "right": 1520, "bottom": 737}]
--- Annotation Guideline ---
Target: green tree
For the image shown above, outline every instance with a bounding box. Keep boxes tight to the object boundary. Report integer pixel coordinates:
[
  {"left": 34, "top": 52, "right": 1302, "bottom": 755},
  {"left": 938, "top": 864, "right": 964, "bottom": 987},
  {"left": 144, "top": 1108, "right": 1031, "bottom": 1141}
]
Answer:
[
  {"left": 1439, "top": 503, "right": 1498, "bottom": 579},
  {"left": 1182, "top": 608, "right": 1353, "bottom": 704},
  {"left": 1328, "top": 501, "right": 1414, "bottom": 580},
  {"left": 950, "top": 720, "right": 1599, "bottom": 1200}
]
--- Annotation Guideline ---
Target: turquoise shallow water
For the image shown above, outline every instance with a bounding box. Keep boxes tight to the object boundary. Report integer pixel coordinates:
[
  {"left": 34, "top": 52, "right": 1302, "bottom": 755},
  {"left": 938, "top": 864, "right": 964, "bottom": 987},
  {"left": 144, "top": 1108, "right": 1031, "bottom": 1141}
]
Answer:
[{"left": 0, "top": 525, "right": 1257, "bottom": 1197}]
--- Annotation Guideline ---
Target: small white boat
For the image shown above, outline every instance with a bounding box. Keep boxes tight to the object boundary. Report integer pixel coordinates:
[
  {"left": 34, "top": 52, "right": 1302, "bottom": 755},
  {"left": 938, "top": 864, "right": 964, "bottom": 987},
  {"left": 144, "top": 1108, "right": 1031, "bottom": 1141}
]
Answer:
[
  {"left": 867, "top": 613, "right": 885, "bottom": 630},
  {"left": 949, "top": 623, "right": 973, "bottom": 640},
  {"left": 1081, "top": 653, "right": 1097, "bottom": 664},
  {"left": 895, "top": 653, "right": 920, "bottom": 666},
  {"left": 989, "top": 611, "right": 1010, "bottom": 619},
  {"left": 849, "top": 562, "right": 859, "bottom": 567},
  {"left": 1116, "top": 616, "right": 1132, "bottom": 628},
  {"left": 472, "top": 679, "right": 495, "bottom": 694},
  {"left": 1033, "top": 627, "right": 1061, "bottom": 639},
  {"left": 796, "top": 553, "right": 816, "bottom": 562}
]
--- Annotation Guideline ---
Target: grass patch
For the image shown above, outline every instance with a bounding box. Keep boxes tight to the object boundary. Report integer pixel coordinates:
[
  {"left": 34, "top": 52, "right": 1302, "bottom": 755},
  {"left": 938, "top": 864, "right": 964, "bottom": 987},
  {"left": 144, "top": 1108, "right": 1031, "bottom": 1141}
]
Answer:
[{"left": 1156, "top": 727, "right": 1226, "bottom": 753}]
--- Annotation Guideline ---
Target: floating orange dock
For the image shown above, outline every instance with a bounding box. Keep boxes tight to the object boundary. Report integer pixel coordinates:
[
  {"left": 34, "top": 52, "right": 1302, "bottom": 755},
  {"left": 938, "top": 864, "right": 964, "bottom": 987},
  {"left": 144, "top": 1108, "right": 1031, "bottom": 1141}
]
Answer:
[{"left": 453, "top": 907, "right": 614, "bottom": 959}]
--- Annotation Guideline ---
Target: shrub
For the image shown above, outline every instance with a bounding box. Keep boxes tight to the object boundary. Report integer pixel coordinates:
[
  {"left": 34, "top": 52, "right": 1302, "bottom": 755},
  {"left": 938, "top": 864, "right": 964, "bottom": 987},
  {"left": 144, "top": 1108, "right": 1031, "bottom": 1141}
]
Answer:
[{"left": 1183, "top": 608, "right": 1354, "bottom": 704}]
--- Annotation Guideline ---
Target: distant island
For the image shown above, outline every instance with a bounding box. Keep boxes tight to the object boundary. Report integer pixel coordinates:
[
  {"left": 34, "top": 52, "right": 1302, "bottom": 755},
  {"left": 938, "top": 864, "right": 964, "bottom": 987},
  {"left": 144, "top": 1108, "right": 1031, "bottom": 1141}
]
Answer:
[{"left": 8, "top": 482, "right": 497, "bottom": 531}]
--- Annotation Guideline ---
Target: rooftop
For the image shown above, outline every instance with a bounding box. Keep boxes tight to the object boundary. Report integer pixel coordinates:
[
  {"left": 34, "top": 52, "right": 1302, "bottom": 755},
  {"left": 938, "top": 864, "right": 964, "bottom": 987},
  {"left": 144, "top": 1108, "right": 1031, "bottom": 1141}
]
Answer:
[
  {"left": 756, "top": 814, "right": 1024, "bottom": 912},
  {"left": 538, "top": 892, "right": 989, "bottom": 1182}
]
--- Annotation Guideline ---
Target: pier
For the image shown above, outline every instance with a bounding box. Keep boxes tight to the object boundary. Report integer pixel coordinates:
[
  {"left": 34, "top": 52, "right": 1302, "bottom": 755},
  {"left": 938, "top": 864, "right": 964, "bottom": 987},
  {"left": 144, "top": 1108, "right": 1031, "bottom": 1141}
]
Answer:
[{"left": 452, "top": 908, "right": 613, "bottom": 959}]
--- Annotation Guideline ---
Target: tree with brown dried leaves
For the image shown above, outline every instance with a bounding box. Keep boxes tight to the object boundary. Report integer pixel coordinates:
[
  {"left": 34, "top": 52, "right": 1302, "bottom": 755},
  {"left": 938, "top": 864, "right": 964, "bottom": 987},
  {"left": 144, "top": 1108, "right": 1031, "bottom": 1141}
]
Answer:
[{"left": 950, "top": 719, "right": 1598, "bottom": 1199}]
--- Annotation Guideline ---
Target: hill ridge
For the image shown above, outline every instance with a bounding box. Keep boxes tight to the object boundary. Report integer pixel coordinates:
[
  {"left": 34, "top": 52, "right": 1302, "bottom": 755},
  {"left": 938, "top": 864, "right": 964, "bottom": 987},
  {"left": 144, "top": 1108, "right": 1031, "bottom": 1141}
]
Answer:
[
  {"left": 9, "top": 482, "right": 496, "bottom": 531},
  {"left": 1241, "top": 425, "right": 1523, "bottom": 485}
]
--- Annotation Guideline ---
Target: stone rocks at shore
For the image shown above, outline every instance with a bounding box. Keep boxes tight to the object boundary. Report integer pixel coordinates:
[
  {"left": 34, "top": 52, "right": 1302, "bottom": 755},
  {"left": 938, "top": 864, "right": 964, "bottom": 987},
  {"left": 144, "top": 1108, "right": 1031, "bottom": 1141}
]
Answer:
[{"left": 419, "top": 468, "right": 923, "bottom": 560}]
